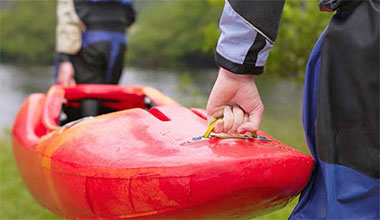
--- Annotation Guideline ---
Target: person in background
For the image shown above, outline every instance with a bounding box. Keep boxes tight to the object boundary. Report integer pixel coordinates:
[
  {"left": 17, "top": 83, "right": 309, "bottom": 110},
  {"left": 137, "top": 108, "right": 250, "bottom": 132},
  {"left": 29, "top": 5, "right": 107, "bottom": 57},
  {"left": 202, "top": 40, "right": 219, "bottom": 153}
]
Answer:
[
  {"left": 55, "top": 0, "right": 135, "bottom": 120},
  {"left": 206, "top": 0, "right": 379, "bottom": 219}
]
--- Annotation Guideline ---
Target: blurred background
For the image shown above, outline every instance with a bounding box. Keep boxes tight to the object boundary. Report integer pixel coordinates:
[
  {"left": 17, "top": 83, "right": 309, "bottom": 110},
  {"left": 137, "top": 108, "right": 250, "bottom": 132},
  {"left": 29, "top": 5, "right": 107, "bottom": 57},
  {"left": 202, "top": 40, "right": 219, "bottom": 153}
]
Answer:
[{"left": 0, "top": 0, "right": 331, "bottom": 219}]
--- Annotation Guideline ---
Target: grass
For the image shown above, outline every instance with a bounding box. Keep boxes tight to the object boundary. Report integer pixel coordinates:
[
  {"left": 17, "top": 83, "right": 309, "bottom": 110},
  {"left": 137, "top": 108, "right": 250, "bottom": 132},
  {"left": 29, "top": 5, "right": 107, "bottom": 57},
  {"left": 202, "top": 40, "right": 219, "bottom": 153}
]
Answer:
[{"left": 0, "top": 131, "right": 61, "bottom": 220}]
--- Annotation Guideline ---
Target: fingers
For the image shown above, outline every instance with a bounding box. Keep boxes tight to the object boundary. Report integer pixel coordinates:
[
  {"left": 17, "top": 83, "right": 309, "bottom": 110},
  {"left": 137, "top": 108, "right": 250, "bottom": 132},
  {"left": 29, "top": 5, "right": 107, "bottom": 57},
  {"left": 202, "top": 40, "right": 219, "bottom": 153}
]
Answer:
[
  {"left": 207, "top": 109, "right": 223, "bottom": 124},
  {"left": 206, "top": 108, "right": 223, "bottom": 134},
  {"left": 231, "top": 105, "right": 244, "bottom": 132},
  {"left": 213, "top": 106, "right": 234, "bottom": 133},
  {"left": 209, "top": 104, "right": 263, "bottom": 134},
  {"left": 214, "top": 120, "right": 224, "bottom": 133},
  {"left": 57, "top": 76, "right": 76, "bottom": 87},
  {"left": 213, "top": 105, "right": 245, "bottom": 133},
  {"left": 68, "top": 78, "right": 76, "bottom": 87},
  {"left": 237, "top": 106, "right": 264, "bottom": 133},
  {"left": 57, "top": 77, "right": 67, "bottom": 86},
  {"left": 212, "top": 103, "right": 263, "bottom": 134},
  {"left": 207, "top": 108, "right": 224, "bottom": 133},
  {"left": 243, "top": 113, "right": 249, "bottom": 123},
  {"left": 222, "top": 106, "right": 233, "bottom": 132}
]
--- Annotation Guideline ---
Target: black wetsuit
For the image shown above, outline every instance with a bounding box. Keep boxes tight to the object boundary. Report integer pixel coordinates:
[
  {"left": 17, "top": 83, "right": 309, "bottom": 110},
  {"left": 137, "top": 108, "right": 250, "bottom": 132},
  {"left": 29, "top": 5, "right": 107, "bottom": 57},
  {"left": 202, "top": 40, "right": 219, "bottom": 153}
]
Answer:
[
  {"left": 215, "top": 0, "right": 379, "bottom": 218},
  {"left": 57, "top": 0, "right": 135, "bottom": 84},
  {"left": 56, "top": 0, "right": 135, "bottom": 122}
]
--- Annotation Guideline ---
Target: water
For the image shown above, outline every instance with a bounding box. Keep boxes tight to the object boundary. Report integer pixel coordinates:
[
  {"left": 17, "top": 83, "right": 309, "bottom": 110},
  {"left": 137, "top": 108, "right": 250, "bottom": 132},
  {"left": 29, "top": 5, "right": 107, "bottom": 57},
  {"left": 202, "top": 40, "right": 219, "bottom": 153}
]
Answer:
[
  {"left": 0, "top": 64, "right": 309, "bottom": 153},
  {"left": 0, "top": 65, "right": 54, "bottom": 130}
]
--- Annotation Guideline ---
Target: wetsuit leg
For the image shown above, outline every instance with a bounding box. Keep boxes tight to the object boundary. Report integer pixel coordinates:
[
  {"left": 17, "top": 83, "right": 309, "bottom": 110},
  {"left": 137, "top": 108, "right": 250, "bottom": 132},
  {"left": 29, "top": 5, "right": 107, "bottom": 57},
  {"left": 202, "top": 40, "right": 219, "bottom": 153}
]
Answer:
[
  {"left": 98, "top": 40, "right": 126, "bottom": 114},
  {"left": 106, "top": 43, "right": 126, "bottom": 84},
  {"left": 72, "top": 42, "right": 110, "bottom": 84},
  {"left": 290, "top": 1, "right": 380, "bottom": 219},
  {"left": 67, "top": 41, "right": 126, "bottom": 119}
]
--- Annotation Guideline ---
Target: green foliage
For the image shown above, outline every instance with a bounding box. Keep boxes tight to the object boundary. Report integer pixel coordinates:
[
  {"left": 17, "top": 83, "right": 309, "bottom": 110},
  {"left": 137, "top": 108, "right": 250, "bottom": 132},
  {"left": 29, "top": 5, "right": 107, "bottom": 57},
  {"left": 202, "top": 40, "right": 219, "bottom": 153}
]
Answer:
[
  {"left": 0, "top": 0, "right": 331, "bottom": 79},
  {"left": 128, "top": 0, "right": 222, "bottom": 68},
  {"left": 178, "top": 71, "right": 208, "bottom": 108},
  {"left": 0, "top": 1, "right": 56, "bottom": 64},
  {"left": 129, "top": 0, "right": 331, "bottom": 78},
  {"left": 266, "top": 0, "right": 331, "bottom": 79}
]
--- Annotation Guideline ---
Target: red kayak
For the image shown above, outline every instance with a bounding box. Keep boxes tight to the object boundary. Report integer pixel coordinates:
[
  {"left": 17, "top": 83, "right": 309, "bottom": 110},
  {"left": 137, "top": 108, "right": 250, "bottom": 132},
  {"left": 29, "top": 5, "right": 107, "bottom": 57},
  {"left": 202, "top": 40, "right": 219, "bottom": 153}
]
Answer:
[{"left": 12, "top": 84, "right": 313, "bottom": 219}]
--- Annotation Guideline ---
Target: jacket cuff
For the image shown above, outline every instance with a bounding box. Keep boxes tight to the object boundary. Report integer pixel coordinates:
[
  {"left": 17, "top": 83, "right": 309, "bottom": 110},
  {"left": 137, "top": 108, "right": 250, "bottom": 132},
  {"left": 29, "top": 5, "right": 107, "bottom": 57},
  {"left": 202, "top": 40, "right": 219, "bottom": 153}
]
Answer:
[
  {"left": 57, "top": 53, "right": 72, "bottom": 63},
  {"left": 215, "top": 52, "right": 264, "bottom": 75}
]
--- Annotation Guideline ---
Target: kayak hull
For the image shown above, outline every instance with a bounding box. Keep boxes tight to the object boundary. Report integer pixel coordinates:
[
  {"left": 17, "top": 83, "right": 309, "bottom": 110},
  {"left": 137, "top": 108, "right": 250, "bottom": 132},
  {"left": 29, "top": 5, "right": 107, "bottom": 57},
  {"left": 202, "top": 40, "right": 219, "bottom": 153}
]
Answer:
[{"left": 12, "top": 85, "right": 314, "bottom": 219}]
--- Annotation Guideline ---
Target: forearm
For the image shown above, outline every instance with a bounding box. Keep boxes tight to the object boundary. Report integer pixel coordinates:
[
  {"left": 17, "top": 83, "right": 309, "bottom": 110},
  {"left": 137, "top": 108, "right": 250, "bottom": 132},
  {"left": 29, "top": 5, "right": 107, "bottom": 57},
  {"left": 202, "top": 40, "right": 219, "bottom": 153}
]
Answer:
[{"left": 215, "top": 0, "right": 285, "bottom": 75}]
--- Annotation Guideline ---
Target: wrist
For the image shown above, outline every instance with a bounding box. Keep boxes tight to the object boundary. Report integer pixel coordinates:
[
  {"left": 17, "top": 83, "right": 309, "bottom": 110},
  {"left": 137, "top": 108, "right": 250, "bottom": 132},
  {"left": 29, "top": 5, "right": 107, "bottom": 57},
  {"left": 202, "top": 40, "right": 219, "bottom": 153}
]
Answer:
[
  {"left": 57, "top": 53, "right": 72, "bottom": 63},
  {"left": 219, "top": 68, "right": 255, "bottom": 81}
]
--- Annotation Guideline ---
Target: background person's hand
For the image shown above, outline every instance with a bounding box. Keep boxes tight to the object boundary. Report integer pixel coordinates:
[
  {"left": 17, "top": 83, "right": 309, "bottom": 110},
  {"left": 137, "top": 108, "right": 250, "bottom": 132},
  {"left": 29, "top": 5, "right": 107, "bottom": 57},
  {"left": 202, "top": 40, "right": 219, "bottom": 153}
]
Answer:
[
  {"left": 206, "top": 68, "right": 264, "bottom": 134},
  {"left": 57, "top": 62, "right": 76, "bottom": 86}
]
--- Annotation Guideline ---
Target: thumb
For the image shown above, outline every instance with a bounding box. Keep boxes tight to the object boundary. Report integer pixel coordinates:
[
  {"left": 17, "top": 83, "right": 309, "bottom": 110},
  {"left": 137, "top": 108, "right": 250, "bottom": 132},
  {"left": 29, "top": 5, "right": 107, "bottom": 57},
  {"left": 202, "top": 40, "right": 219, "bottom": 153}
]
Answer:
[
  {"left": 206, "top": 108, "right": 224, "bottom": 124},
  {"left": 206, "top": 108, "right": 225, "bottom": 133}
]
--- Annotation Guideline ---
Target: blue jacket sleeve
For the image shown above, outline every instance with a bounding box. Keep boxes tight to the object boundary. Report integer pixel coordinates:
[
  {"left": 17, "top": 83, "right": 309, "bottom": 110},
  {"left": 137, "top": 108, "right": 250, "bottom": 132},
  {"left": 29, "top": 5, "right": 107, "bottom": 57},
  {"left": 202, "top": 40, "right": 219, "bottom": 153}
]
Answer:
[{"left": 215, "top": 0, "right": 285, "bottom": 74}]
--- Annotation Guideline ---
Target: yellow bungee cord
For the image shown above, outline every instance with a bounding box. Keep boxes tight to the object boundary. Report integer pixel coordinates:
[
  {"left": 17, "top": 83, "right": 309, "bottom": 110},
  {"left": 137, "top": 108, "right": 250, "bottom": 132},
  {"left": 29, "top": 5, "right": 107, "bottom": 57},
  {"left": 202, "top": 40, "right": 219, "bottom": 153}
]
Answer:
[{"left": 202, "top": 118, "right": 258, "bottom": 140}]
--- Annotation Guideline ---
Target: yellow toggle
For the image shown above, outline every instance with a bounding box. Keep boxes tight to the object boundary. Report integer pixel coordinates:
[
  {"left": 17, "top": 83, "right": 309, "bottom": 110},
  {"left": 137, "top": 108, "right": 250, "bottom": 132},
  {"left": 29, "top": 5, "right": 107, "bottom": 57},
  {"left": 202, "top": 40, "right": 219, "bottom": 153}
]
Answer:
[
  {"left": 202, "top": 118, "right": 219, "bottom": 138},
  {"left": 202, "top": 118, "right": 257, "bottom": 139}
]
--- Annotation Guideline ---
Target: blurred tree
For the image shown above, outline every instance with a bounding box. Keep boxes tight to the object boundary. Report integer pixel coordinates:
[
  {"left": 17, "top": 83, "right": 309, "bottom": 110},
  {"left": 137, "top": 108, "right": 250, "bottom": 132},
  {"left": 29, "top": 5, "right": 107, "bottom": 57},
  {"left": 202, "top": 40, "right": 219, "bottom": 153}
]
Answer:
[
  {"left": 267, "top": 0, "right": 332, "bottom": 80},
  {"left": 129, "top": 0, "right": 331, "bottom": 79},
  {"left": 128, "top": 0, "right": 223, "bottom": 68},
  {"left": 0, "top": 1, "right": 56, "bottom": 64},
  {"left": 0, "top": 0, "right": 331, "bottom": 80}
]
